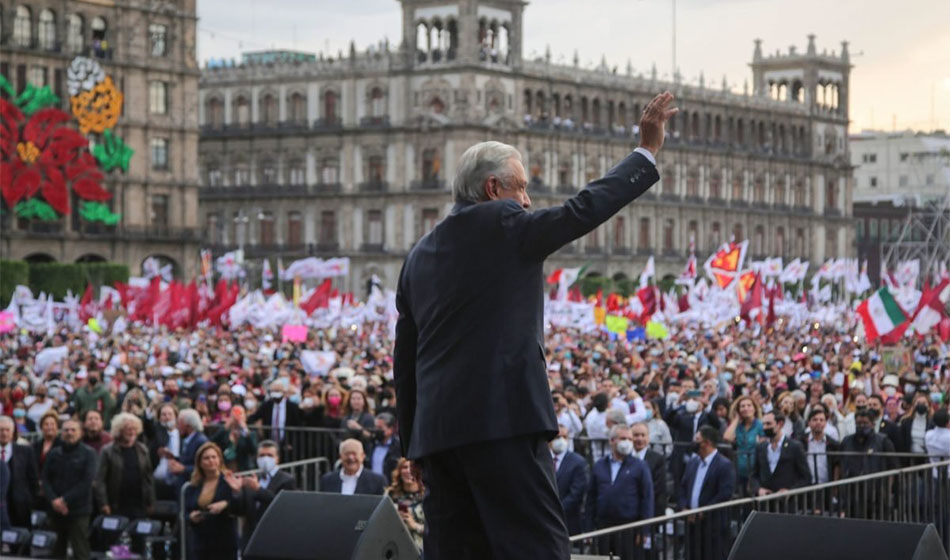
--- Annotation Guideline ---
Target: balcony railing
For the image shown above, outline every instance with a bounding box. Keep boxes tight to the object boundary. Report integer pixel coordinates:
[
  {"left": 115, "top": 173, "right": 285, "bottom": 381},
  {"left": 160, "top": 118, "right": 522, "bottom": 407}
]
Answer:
[
  {"left": 313, "top": 241, "right": 340, "bottom": 253},
  {"left": 314, "top": 182, "right": 342, "bottom": 194},
  {"left": 360, "top": 243, "right": 385, "bottom": 253},
  {"left": 556, "top": 185, "right": 576, "bottom": 195},
  {"left": 410, "top": 179, "right": 446, "bottom": 191},
  {"left": 124, "top": 226, "right": 203, "bottom": 242},
  {"left": 313, "top": 117, "right": 343, "bottom": 131},
  {"left": 611, "top": 247, "right": 632, "bottom": 256},
  {"left": 359, "top": 115, "right": 391, "bottom": 128},
  {"left": 358, "top": 181, "right": 388, "bottom": 193},
  {"left": 824, "top": 207, "right": 843, "bottom": 217}
]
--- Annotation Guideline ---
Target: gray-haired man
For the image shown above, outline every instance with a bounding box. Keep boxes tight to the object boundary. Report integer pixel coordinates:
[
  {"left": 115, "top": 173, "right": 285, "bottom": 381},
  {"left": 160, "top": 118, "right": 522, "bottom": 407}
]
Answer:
[{"left": 394, "top": 92, "right": 677, "bottom": 558}]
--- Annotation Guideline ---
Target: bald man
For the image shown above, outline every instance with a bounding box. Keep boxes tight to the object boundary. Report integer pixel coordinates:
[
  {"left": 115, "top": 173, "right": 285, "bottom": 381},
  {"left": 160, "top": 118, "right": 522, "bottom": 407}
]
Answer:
[{"left": 319, "top": 439, "right": 386, "bottom": 495}]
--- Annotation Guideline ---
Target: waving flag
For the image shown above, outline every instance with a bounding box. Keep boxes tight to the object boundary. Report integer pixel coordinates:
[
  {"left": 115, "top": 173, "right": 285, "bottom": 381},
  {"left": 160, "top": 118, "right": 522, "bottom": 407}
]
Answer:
[
  {"left": 857, "top": 287, "right": 908, "bottom": 342},
  {"left": 262, "top": 259, "right": 273, "bottom": 291},
  {"left": 704, "top": 240, "right": 748, "bottom": 289}
]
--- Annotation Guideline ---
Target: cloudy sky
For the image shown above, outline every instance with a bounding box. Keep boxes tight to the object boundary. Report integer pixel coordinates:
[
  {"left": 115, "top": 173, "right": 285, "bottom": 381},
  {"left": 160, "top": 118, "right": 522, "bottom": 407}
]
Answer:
[{"left": 197, "top": 0, "right": 950, "bottom": 133}]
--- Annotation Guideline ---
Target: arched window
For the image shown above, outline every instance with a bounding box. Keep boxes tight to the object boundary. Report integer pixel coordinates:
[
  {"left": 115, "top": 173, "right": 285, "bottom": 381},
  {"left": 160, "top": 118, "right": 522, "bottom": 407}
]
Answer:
[
  {"left": 370, "top": 87, "right": 385, "bottom": 117},
  {"left": 259, "top": 159, "right": 277, "bottom": 184},
  {"left": 66, "top": 14, "right": 84, "bottom": 53},
  {"left": 289, "top": 92, "right": 306, "bottom": 123},
  {"left": 13, "top": 6, "right": 32, "bottom": 47},
  {"left": 38, "top": 9, "right": 56, "bottom": 50},
  {"left": 324, "top": 90, "right": 338, "bottom": 122},
  {"left": 287, "top": 212, "right": 303, "bottom": 247},
  {"left": 204, "top": 161, "right": 222, "bottom": 186},
  {"left": 422, "top": 148, "right": 440, "bottom": 182},
  {"left": 638, "top": 218, "right": 651, "bottom": 250},
  {"left": 710, "top": 171, "right": 722, "bottom": 199},
  {"left": 205, "top": 97, "right": 224, "bottom": 127},
  {"left": 775, "top": 227, "right": 785, "bottom": 256},
  {"left": 233, "top": 96, "right": 250, "bottom": 125},
  {"left": 320, "top": 158, "right": 339, "bottom": 184},
  {"left": 232, "top": 159, "right": 250, "bottom": 186},
  {"left": 260, "top": 94, "right": 278, "bottom": 125},
  {"left": 287, "top": 158, "right": 305, "bottom": 185},
  {"left": 91, "top": 16, "right": 107, "bottom": 57}
]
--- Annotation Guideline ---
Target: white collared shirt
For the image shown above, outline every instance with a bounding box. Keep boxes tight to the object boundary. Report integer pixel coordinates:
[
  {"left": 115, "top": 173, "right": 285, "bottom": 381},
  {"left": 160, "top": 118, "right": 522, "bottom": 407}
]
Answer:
[
  {"left": 609, "top": 456, "right": 625, "bottom": 483},
  {"left": 153, "top": 428, "right": 181, "bottom": 480},
  {"left": 633, "top": 446, "right": 648, "bottom": 462},
  {"left": 807, "top": 434, "right": 829, "bottom": 484},
  {"left": 0, "top": 442, "right": 12, "bottom": 463},
  {"left": 552, "top": 450, "right": 566, "bottom": 472},
  {"left": 690, "top": 450, "right": 718, "bottom": 509},
  {"left": 340, "top": 466, "right": 363, "bottom": 495},
  {"left": 924, "top": 427, "right": 950, "bottom": 478},
  {"left": 767, "top": 435, "right": 785, "bottom": 473}
]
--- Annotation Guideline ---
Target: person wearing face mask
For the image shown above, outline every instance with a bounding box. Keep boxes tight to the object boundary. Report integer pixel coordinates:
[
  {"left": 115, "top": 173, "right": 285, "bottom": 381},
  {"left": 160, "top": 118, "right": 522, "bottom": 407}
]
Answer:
[
  {"left": 71, "top": 367, "right": 116, "bottom": 428},
  {"left": 583, "top": 392, "right": 612, "bottom": 462},
  {"left": 321, "top": 386, "right": 346, "bottom": 428},
  {"left": 0, "top": 415, "right": 40, "bottom": 531},
  {"left": 668, "top": 380, "right": 716, "bottom": 492},
  {"left": 26, "top": 385, "right": 54, "bottom": 425},
  {"left": 366, "top": 413, "right": 402, "bottom": 484},
  {"left": 212, "top": 404, "right": 258, "bottom": 472},
  {"left": 839, "top": 409, "right": 896, "bottom": 518},
  {"left": 631, "top": 422, "right": 667, "bottom": 519},
  {"left": 749, "top": 412, "right": 810, "bottom": 497},
  {"left": 897, "top": 394, "right": 934, "bottom": 466},
  {"left": 150, "top": 403, "right": 181, "bottom": 500},
  {"left": 549, "top": 424, "right": 588, "bottom": 536},
  {"left": 41, "top": 418, "right": 97, "bottom": 560},
  {"left": 867, "top": 394, "right": 903, "bottom": 450},
  {"left": 677, "top": 426, "right": 735, "bottom": 560},
  {"left": 249, "top": 380, "right": 302, "bottom": 461},
  {"left": 235, "top": 440, "right": 296, "bottom": 550},
  {"left": 81, "top": 409, "right": 113, "bottom": 453},
  {"left": 585, "top": 424, "right": 653, "bottom": 559}
]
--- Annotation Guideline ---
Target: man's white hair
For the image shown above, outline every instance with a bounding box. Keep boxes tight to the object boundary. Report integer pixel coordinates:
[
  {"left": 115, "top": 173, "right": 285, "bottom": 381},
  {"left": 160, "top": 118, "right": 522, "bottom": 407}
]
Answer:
[
  {"left": 453, "top": 141, "right": 523, "bottom": 203},
  {"left": 179, "top": 409, "right": 203, "bottom": 433}
]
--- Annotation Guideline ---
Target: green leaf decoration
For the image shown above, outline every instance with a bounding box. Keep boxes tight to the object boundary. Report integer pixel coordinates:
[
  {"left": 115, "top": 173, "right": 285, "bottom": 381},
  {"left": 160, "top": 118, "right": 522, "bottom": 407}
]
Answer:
[
  {"left": 15, "top": 83, "right": 60, "bottom": 115},
  {"left": 79, "top": 201, "right": 121, "bottom": 225},
  {"left": 92, "top": 129, "right": 134, "bottom": 172},
  {"left": 15, "top": 198, "right": 59, "bottom": 221},
  {"left": 0, "top": 74, "right": 15, "bottom": 99}
]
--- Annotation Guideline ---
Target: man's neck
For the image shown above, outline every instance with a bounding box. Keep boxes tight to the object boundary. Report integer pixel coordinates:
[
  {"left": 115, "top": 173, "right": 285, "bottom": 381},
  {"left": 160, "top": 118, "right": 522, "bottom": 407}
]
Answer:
[
  {"left": 698, "top": 447, "right": 714, "bottom": 460},
  {"left": 633, "top": 445, "right": 647, "bottom": 455},
  {"left": 343, "top": 466, "right": 361, "bottom": 477},
  {"left": 611, "top": 453, "right": 626, "bottom": 463},
  {"left": 811, "top": 431, "right": 825, "bottom": 442},
  {"left": 770, "top": 435, "right": 783, "bottom": 447}
]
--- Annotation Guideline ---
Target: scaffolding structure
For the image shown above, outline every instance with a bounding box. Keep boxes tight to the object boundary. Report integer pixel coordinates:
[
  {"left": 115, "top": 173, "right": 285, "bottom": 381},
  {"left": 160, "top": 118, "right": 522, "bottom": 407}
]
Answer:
[{"left": 882, "top": 196, "right": 950, "bottom": 285}]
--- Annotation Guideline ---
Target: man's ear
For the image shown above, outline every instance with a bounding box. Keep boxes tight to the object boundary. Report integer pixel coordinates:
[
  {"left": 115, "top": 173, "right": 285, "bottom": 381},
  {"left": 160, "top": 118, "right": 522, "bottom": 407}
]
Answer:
[{"left": 484, "top": 177, "right": 499, "bottom": 200}]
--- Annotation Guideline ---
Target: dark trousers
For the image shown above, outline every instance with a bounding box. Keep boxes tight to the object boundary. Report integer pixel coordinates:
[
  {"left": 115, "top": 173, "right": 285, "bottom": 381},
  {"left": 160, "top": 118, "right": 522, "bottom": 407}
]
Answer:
[
  {"left": 51, "top": 514, "right": 90, "bottom": 560},
  {"left": 420, "top": 433, "right": 571, "bottom": 560}
]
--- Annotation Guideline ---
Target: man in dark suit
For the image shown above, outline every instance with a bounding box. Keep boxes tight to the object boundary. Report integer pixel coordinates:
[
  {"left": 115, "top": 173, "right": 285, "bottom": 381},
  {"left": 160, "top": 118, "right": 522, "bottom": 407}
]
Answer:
[
  {"left": 798, "top": 406, "right": 840, "bottom": 512},
  {"left": 149, "top": 403, "right": 181, "bottom": 500},
  {"left": 749, "top": 411, "right": 810, "bottom": 498},
  {"left": 586, "top": 424, "right": 654, "bottom": 560},
  {"left": 868, "top": 394, "right": 902, "bottom": 450},
  {"left": 238, "top": 440, "right": 297, "bottom": 550},
  {"left": 632, "top": 422, "right": 667, "bottom": 516},
  {"left": 0, "top": 415, "right": 40, "bottom": 528},
  {"left": 249, "top": 380, "right": 302, "bottom": 460},
  {"left": 550, "top": 424, "right": 588, "bottom": 536},
  {"left": 394, "top": 92, "right": 676, "bottom": 559},
  {"left": 678, "top": 426, "right": 736, "bottom": 560},
  {"left": 667, "top": 383, "right": 717, "bottom": 490},
  {"left": 320, "top": 439, "right": 386, "bottom": 495},
  {"left": 365, "top": 413, "right": 401, "bottom": 484},
  {"left": 167, "top": 409, "right": 208, "bottom": 495}
]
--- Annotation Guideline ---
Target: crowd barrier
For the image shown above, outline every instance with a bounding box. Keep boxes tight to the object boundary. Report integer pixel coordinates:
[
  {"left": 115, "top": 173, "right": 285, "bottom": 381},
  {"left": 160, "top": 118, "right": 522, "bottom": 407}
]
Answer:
[{"left": 569, "top": 458, "right": 950, "bottom": 560}]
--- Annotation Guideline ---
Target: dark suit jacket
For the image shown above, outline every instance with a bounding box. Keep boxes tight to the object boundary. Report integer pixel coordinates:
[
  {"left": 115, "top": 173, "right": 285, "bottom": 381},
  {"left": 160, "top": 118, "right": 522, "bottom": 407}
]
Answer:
[
  {"left": 239, "top": 470, "right": 296, "bottom": 548},
  {"left": 183, "top": 474, "right": 241, "bottom": 556},
  {"left": 586, "top": 454, "right": 654, "bottom": 529},
  {"left": 4, "top": 444, "right": 40, "bottom": 524},
  {"left": 642, "top": 448, "right": 668, "bottom": 514},
  {"left": 176, "top": 432, "right": 209, "bottom": 489},
  {"left": 749, "top": 437, "right": 810, "bottom": 494},
  {"left": 897, "top": 415, "right": 934, "bottom": 454},
  {"left": 319, "top": 468, "right": 386, "bottom": 495},
  {"left": 249, "top": 399, "right": 303, "bottom": 441},
  {"left": 797, "top": 434, "right": 841, "bottom": 483},
  {"left": 31, "top": 437, "right": 62, "bottom": 471},
  {"left": 877, "top": 418, "right": 902, "bottom": 450},
  {"left": 669, "top": 409, "right": 717, "bottom": 443},
  {"left": 394, "top": 151, "right": 659, "bottom": 459},
  {"left": 677, "top": 452, "right": 736, "bottom": 511},
  {"left": 554, "top": 451, "right": 588, "bottom": 535},
  {"left": 148, "top": 426, "right": 172, "bottom": 470},
  {"left": 364, "top": 436, "right": 402, "bottom": 484}
]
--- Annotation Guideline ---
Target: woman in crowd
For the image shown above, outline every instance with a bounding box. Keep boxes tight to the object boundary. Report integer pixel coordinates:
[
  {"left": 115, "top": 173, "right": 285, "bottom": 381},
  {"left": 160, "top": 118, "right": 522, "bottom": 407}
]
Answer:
[
  {"left": 210, "top": 405, "right": 257, "bottom": 472},
  {"left": 184, "top": 442, "right": 243, "bottom": 560},
  {"left": 299, "top": 386, "right": 326, "bottom": 427},
  {"left": 96, "top": 413, "right": 154, "bottom": 519},
  {"left": 342, "top": 388, "right": 376, "bottom": 444},
  {"left": 11, "top": 401, "right": 35, "bottom": 434},
  {"left": 386, "top": 458, "right": 425, "bottom": 550},
  {"left": 642, "top": 399, "right": 672, "bottom": 455},
  {"left": 776, "top": 391, "right": 805, "bottom": 439},
  {"left": 723, "top": 395, "right": 764, "bottom": 495},
  {"left": 840, "top": 390, "right": 868, "bottom": 438},
  {"left": 899, "top": 392, "right": 934, "bottom": 465},
  {"left": 32, "top": 411, "right": 62, "bottom": 472},
  {"left": 320, "top": 386, "right": 347, "bottom": 429},
  {"left": 210, "top": 390, "right": 235, "bottom": 424}
]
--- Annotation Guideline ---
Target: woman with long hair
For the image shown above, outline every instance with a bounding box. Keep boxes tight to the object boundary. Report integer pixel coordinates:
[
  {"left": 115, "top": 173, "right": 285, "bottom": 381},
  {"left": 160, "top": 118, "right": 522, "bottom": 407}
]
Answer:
[
  {"left": 183, "top": 442, "right": 243, "bottom": 560},
  {"left": 32, "top": 411, "right": 62, "bottom": 471},
  {"left": 898, "top": 393, "right": 934, "bottom": 465},
  {"left": 342, "top": 388, "right": 375, "bottom": 443},
  {"left": 321, "top": 386, "right": 347, "bottom": 429},
  {"left": 386, "top": 458, "right": 425, "bottom": 550},
  {"left": 723, "top": 395, "right": 763, "bottom": 495}
]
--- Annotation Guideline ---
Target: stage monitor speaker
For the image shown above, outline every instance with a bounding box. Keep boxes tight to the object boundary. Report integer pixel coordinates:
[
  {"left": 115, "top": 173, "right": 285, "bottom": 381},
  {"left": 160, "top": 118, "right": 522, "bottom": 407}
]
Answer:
[
  {"left": 728, "top": 511, "right": 948, "bottom": 560},
  {"left": 243, "top": 491, "right": 420, "bottom": 560}
]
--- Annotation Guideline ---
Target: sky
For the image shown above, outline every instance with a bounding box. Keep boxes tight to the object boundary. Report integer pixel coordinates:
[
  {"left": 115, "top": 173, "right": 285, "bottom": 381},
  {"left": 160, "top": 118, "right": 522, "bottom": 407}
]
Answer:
[{"left": 196, "top": 0, "right": 950, "bottom": 133}]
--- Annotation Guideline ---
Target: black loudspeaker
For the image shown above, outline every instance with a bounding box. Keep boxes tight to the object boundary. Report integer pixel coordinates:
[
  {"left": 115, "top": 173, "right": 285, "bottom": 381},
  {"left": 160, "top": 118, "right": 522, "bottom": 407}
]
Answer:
[
  {"left": 728, "top": 512, "right": 948, "bottom": 560},
  {"left": 244, "top": 491, "right": 420, "bottom": 560}
]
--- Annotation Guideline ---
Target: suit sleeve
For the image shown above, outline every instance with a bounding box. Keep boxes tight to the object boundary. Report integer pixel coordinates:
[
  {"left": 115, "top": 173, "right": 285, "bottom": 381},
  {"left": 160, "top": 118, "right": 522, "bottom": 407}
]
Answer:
[
  {"left": 711, "top": 461, "right": 736, "bottom": 504},
  {"left": 500, "top": 151, "right": 659, "bottom": 262},
  {"left": 41, "top": 453, "right": 56, "bottom": 506},
  {"left": 748, "top": 446, "right": 763, "bottom": 494},
  {"left": 791, "top": 442, "right": 811, "bottom": 488},
  {"left": 639, "top": 462, "right": 654, "bottom": 519},
  {"left": 653, "top": 457, "right": 667, "bottom": 512},
  {"left": 563, "top": 459, "right": 588, "bottom": 514},
  {"left": 677, "top": 462, "right": 691, "bottom": 510},
  {"left": 94, "top": 449, "right": 109, "bottom": 509},
  {"left": 393, "top": 261, "right": 418, "bottom": 458},
  {"left": 584, "top": 466, "right": 599, "bottom": 531},
  {"left": 24, "top": 447, "right": 40, "bottom": 504},
  {"left": 63, "top": 449, "right": 97, "bottom": 509}
]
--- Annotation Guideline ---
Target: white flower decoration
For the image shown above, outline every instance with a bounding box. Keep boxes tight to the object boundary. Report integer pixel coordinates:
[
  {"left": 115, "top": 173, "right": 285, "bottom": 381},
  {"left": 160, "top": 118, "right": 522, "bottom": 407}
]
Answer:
[{"left": 67, "top": 57, "right": 106, "bottom": 97}]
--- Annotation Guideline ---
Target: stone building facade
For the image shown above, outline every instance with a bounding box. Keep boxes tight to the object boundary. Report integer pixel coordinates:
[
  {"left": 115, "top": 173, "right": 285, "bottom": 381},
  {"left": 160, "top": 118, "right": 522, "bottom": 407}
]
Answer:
[
  {"left": 0, "top": 0, "right": 200, "bottom": 278},
  {"left": 198, "top": 0, "right": 854, "bottom": 291}
]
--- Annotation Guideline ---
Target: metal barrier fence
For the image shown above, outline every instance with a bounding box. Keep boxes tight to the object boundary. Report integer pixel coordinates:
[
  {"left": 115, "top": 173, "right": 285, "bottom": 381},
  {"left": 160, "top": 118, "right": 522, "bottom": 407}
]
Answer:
[
  {"left": 205, "top": 424, "right": 348, "bottom": 467},
  {"left": 179, "top": 456, "right": 331, "bottom": 560},
  {"left": 569, "top": 458, "right": 950, "bottom": 560}
]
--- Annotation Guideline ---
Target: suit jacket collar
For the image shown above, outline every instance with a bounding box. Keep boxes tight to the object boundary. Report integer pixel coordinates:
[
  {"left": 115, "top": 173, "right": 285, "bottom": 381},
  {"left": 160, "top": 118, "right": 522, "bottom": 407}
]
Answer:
[{"left": 451, "top": 200, "right": 476, "bottom": 214}]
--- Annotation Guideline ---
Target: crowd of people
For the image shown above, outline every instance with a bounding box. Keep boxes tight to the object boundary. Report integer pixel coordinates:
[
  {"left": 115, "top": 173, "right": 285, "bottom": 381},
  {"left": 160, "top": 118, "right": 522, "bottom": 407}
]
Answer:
[{"left": 1, "top": 319, "right": 949, "bottom": 558}]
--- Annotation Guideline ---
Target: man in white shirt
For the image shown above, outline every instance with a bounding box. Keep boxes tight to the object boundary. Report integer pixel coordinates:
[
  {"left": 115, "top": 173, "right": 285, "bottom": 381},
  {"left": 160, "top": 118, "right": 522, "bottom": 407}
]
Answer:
[
  {"left": 152, "top": 404, "right": 181, "bottom": 500},
  {"left": 925, "top": 408, "right": 950, "bottom": 478},
  {"left": 319, "top": 439, "right": 385, "bottom": 496}
]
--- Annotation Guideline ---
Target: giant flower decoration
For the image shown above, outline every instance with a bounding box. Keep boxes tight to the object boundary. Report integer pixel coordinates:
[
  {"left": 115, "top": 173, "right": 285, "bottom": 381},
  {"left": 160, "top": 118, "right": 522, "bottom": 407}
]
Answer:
[{"left": 0, "top": 98, "right": 111, "bottom": 216}]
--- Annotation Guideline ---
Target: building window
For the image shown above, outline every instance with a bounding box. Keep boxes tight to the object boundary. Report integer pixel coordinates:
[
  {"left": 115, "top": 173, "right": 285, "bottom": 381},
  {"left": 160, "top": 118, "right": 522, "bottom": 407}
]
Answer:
[
  {"left": 287, "top": 159, "right": 305, "bottom": 184},
  {"left": 709, "top": 173, "right": 722, "bottom": 199},
  {"left": 288, "top": 92, "right": 306, "bottom": 123},
  {"left": 614, "top": 216, "right": 626, "bottom": 249},
  {"left": 794, "top": 179, "right": 806, "bottom": 207},
  {"left": 38, "top": 9, "right": 56, "bottom": 50},
  {"left": 368, "top": 210, "right": 383, "bottom": 245},
  {"left": 259, "top": 212, "right": 275, "bottom": 246},
  {"left": 91, "top": 16, "right": 108, "bottom": 57},
  {"left": 320, "top": 211, "right": 337, "bottom": 243},
  {"left": 587, "top": 229, "right": 601, "bottom": 251},
  {"left": 687, "top": 220, "right": 698, "bottom": 245},
  {"left": 207, "top": 213, "right": 223, "bottom": 244},
  {"left": 29, "top": 66, "right": 48, "bottom": 87},
  {"left": 232, "top": 163, "right": 250, "bottom": 186},
  {"left": 367, "top": 155, "right": 385, "bottom": 184},
  {"left": 66, "top": 14, "right": 84, "bottom": 53},
  {"left": 733, "top": 223, "right": 743, "bottom": 242},
  {"left": 899, "top": 152, "right": 909, "bottom": 162},
  {"left": 149, "top": 23, "right": 167, "bottom": 57},
  {"left": 826, "top": 179, "right": 837, "bottom": 210},
  {"left": 260, "top": 94, "right": 278, "bottom": 125},
  {"left": 233, "top": 96, "right": 250, "bottom": 125},
  {"left": 775, "top": 227, "right": 785, "bottom": 255},
  {"left": 320, "top": 159, "right": 339, "bottom": 184},
  {"left": 324, "top": 90, "right": 337, "bottom": 121},
  {"left": 899, "top": 175, "right": 908, "bottom": 187},
  {"left": 732, "top": 177, "right": 743, "bottom": 201},
  {"left": 149, "top": 81, "right": 167, "bottom": 114},
  {"left": 259, "top": 160, "right": 277, "bottom": 184},
  {"left": 370, "top": 87, "right": 386, "bottom": 117},
  {"left": 150, "top": 138, "right": 169, "bottom": 170},
  {"left": 14, "top": 6, "right": 32, "bottom": 47},
  {"left": 710, "top": 222, "right": 721, "bottom": 251},
  {"left": 422, "top": 148, "right": 440, "bottom": 182},
  {"left": 287, "top": 211, "right": 303, "bottom": 246},
  {"left": 753, "top": 177, "right": 765, "bottom": 203},
  {"left": 421, "top": 208, "right": 438, "bottom": 238},
  {"left": 638, "top": 217, "right": 650, "bottom": 250},
  {"left": 795, "top": 228, "right": 805, "bottom": 255},
  {"left": 206, "top": 164, "right": 222, "bottom": 187},
  {"left": 686, "top": 170, "right": 699, "bottom": 198},
  {"left": 754, "top": 225, "right": 765, "bottom": 255},
  {"left": 663, "top": 219, "right": 674, "bottom": 252},
  {"left": 206, "top": 97, "right": 224, "bottom": 127},
  {"left": 855, "top": 220, "right": 864, "bottom": 241},
  {"left": 150, "top": 194, "right": 169, "bottom": 227}
]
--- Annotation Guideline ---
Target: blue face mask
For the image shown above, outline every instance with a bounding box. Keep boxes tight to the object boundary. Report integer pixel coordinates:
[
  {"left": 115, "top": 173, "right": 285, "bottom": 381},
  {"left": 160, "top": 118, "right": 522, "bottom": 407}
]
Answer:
[
  {"left": 13, "top": 409, "right": 26, "bottom": 419},
  {"left": 643, "top": 408, "right": 654, "bottom": 421},
  {"left": 592, "top": 352, "right": 602, "bottom": 361},
  {"left": 289, "top": 394, "right": 301, "bottom": 405},
  {"left": 723, "top": 372, "right": 733, "bottom": 382}
]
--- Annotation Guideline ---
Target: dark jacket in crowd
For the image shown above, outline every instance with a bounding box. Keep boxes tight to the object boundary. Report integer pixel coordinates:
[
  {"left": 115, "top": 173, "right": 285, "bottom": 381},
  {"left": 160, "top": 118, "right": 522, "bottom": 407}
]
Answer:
[
  {"left": 641, "top": 448, "right": 668, "bottom": 514},
  {"left": 41, "top": 442, "right": 98, "bottom": 516},
  {"left": 3, "top": 443, "right": 40, "bottom": 527},
  {"left": 32, "top": 437, "right": 63, "bottom": 471},
  {"left": 248, "top": 399, "right": 302, "bottom": 442},
  {"left": 586, "top": 454, "right": 654, "bottom": 529},
  {"left": 95, "top": 441, "right": 156, "bottom": 515},
  {"left": 364, "top": 435, "right": 402, "bottom": 484},
  {"left": 319, "top": 468, "right": 386, "bottom": 495},
  {"left": 876, "top": 417, "right": 902, "bottom": 450},
  {"left": 184, "top": 474, "right": 242, "bottom": 560},
  {"left": 238, "top": 470, "right": 297, "bottom": 549},
  {"left": 554, "top": 450, "right": 589, "bottom": 535},
  {"left": 0, "top": 458, "right": 10, "bottom": 529},
  {"left": 677, "top": 451, "right": 736, "bottom": 511},
  {"left": 796, "top": 433, "right": 841, "bottom": 484},
  {"left": 749, "top": 437, "right": 811, "bottom": 494},
  {"left": 897, "top": 414, "right": 934, "bottom": 456},
  {"left": 177, "top": 431, "right": 209, "bottom": 489},
  {"left": 839, "top": 431, "right": 897, "bottom": 477},
  {"left": 211, "top": 428, "right": 258, "bottom": 472}
]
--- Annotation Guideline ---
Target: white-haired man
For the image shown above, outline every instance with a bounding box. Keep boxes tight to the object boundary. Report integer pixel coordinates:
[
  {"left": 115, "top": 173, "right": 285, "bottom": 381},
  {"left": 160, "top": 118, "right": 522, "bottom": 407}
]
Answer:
[
  {"left": 168, "top": 408, "right": 208, "bottom": 493},
  {"left": 394, "top": 92, "right": 677, "bottom": 557},
  {"left": 249, "top": 379, "right": 302, "bottom": 457},
  {"left": 319, "top": 438, "right": 386, "bottom": 495}
]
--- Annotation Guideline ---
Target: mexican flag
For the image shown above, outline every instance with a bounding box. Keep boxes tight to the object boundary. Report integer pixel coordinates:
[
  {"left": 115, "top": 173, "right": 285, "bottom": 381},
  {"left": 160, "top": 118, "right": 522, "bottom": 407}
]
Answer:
[
  {"left": 547, "top": 265, "right": 587, "bottom": 301},
  {"left": 856, "top": 287, "right": 908, "bottom": 342}
]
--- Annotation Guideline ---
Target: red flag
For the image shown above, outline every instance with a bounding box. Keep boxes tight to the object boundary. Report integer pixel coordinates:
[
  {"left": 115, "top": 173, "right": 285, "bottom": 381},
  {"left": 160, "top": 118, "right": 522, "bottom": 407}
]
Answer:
[
  {"left": 678, "top": 292, "right": 690, "bottom": 313},
  {"left": 766, "top": 289, "right": 776, "bottom": 327},
  {"left": 301, "top": 279, "right": 333, "bottom": 315},
  {"left": 740, "top": 273, "right": 763, "bottom": 323},
  {"left": 79, "top": 283, "right": 94, "bottom": 322},
  {"left": 637, "top": 286, "right": 657, "bottom": 322}
]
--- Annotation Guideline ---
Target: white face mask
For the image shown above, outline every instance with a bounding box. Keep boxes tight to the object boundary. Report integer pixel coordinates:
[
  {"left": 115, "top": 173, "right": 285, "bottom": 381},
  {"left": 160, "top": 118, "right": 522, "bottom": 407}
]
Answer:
[
  {"left": 245, "top": 399, "right": 256, "bottom": 410},
  {"left": 163, "top": 420, "right": 176, "bottom": 431},
  {"left": 884, "top": 386, "right": 897, "bottom": 397},
  {"left": 615, "top": 440, "right": 634, "bottom": 456},
  {"left": 550, "top": 437, "right": 568, "bottom": 454},
  {"left": 685, "top": 400, "right": 700, "bottom": 413},
  {"left": 256, "top": 456, "right": 277, "bottom": 474},
  {"left": 270, "top": 392, "right": 284, "bottom": 400}
]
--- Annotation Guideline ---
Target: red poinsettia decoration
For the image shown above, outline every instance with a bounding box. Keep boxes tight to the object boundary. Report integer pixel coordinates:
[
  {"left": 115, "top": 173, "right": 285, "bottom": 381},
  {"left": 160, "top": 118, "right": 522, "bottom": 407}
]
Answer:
[{"left": 0, "top": 98, "right": 110, "bottom": 215}]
